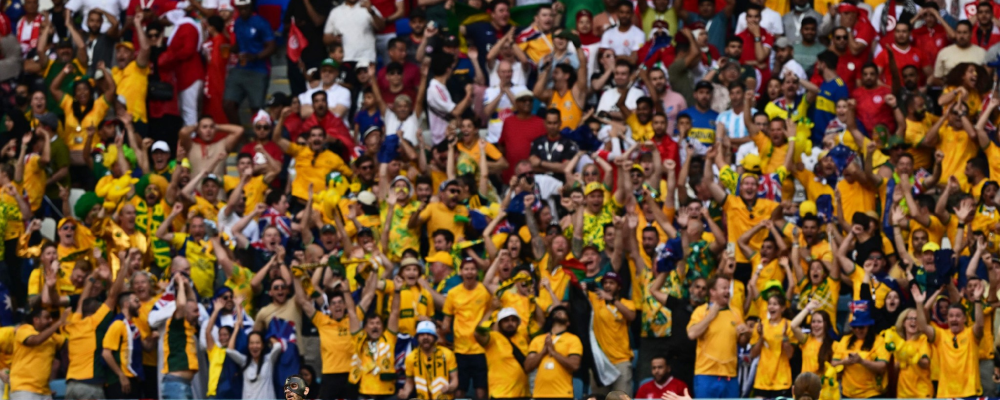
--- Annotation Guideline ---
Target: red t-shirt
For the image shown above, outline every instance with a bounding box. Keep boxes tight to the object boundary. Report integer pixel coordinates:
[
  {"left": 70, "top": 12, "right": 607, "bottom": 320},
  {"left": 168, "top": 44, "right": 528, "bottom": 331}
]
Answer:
[
  {"left": 809, "top": 50, "right": 867, "bottom": 92},
  {"left": 852, "top": 84, "right": 895, "bottom": 135},
  {"left": 912, "top": 25, "right": 951, "bottom": 62},
  {"left": 851, "top": 20, "right": 877, "bottom": 48},
  {"left": 972, "top": 23, "right": 1000, "bottom": 49},
  {"left": 736, "top": 29, "right": 774, "bottom": 65},
  {"left": 873, "top": 44, "right": 929, "bottom": 85},
  {"left": 635, "top": 377, "right": 689, "bottom": 400},
  {"left": 239, "top": 141, "right": 285, "bottom": 165},
  {"left": 653, "top": 135, "right": 679, "bottom": 173},
  {"left": 498, "top": 115, "right": 546, "bottom": 181},
  {"left": 372, "top": 0, "right": 401, "bottom": 34},
  {"left": 376, "top": 62, "right": 421, "bottom": 96}
]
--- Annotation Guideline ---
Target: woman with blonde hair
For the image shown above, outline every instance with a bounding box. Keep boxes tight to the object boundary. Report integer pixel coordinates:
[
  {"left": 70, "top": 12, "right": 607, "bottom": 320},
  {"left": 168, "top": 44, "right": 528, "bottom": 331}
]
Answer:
[{"left": 889, "top": 307, "right": 933, "bottom": 398}]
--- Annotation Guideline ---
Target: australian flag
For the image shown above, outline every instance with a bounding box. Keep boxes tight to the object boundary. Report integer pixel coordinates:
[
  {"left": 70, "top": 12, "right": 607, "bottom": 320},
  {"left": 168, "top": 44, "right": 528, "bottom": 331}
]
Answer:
[{"left": 266, "top": 318, "right": 300, "bottom": 397}]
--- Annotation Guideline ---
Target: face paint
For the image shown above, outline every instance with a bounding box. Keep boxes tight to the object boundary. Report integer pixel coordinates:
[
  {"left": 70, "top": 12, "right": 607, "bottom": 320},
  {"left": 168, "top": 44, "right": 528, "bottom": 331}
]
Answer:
[{"left": 284, "top": 376, "right": 307, "bottom": 399}]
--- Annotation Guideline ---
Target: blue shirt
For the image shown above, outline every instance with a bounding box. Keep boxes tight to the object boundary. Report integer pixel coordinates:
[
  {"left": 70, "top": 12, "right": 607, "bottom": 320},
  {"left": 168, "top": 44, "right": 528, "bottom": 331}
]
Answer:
[
  {"left": 682, "top": 107, "right": 719, "bottom": 145},
  {"left": 354, "top": 108, "right": 383, "bottom": 137},
  {"left": 810, "top": 77, "right": 849, "bottom": 144},
  {"left": 464, "top": 22, "right": 508, "bottom": 72},
  {"left": 233, "top": 14, "right": 275, "bottom": 74}
]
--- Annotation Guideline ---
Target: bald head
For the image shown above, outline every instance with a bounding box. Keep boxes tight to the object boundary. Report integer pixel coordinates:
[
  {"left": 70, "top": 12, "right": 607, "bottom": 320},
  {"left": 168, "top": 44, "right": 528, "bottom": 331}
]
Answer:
[
  {"left": 497, "top": 60, "right": 513, "bottom": 85},
  {"left": 171, "top": 256, "right": 191, "bottom": 275}
]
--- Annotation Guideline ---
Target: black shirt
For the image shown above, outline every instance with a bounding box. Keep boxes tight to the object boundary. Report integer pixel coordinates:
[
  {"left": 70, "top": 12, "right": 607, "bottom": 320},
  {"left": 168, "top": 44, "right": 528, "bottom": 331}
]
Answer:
[
  {"left": 529, "top": 135, "right": 579, "bottom": 182},
  {"left": 283, "top": 0, "right": 334, "bottom": 62}
]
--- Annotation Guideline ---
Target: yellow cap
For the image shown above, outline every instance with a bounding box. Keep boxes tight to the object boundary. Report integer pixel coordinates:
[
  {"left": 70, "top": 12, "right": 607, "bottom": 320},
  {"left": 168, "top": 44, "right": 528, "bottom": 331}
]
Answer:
[
  {"left": 425, "top": 251, "right": 453, "bottom": 268},
  {"left": 922, "top": 242, "right": 940, "bottom": 253},
  {"left": 741, "top": 154, "right": 762, "bottom": 174},
  {"left": 799, "top": 200, "right": 817, "bottom": 218},
  {"left": 631, "top": 164, "right": 645, "bottom": 175},
  {"left": 584, "top": 182, "right": 605, "bottom": 195}
]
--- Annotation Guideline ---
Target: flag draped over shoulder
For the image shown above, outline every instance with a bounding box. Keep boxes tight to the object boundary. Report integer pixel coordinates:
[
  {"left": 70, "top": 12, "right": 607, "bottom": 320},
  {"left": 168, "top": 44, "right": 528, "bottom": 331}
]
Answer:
[{"left": 267, "top": 318, "right": 300, "bottom": 397}]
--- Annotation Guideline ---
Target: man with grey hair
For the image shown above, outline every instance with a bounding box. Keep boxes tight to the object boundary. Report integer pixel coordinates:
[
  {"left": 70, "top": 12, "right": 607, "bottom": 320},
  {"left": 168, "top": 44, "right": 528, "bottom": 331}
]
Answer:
[{"left": 483, "top": 60, "right": 529, "bottom": 143}]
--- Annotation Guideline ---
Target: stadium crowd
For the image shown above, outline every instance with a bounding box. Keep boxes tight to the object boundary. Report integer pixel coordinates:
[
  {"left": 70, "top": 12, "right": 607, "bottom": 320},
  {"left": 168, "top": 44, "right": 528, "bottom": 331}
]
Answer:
[{"left": 4, "top": 0, "right": 1000, "bottom": 397}]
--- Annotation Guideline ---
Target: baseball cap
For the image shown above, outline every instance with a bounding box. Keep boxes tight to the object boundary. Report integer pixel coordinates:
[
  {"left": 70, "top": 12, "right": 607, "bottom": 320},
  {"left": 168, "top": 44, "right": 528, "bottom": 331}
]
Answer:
[
  {"left": 362, "top": 126, "right": 382, "bottom": 140},
  {"left": 442, "top": 35, "right": 459, "bottom": 47},
  {"left": 630, "top": 164, "right": 644, "bottom": 174},
  {"left": 355, "top": 59, "right": 371, "bottom": 70},
  {"left": 409, "top": 7, "right": 427, "bottom": 20},
  {"left": 425, "top": 251, "right": 453, "bottom": 268},
  {"left": 265, "top": 92, "right": 290, "bottom": 108},
  {"left": 55, "top": 37, "right": 74, "bottom": 49},
  {"left": 497, "top": 307, "right": 520, "bottom": 322},
  {"left": 205, "top": 173, "right": 222, "bottom": 184},
  {"left": 115, "top": 41, "right": 135, "bottom": 51},
  {"left": 357, "top": 191, "right": 377, "bottom": 206},
  {"left": 233, "top": 0, "right": 251, "bottom": 7},
  {"left": 514, "top": 90, "right": 534, "bottom": 100},
  {"left": 439, "top": 179, "right": 459, "bottom": 193},
  {"left": 799, "top": 200, "right": 817, "bottom": 218},
  {"left": 694, "top": 80, "right": 714, "bottom": 91},
  {"left": 151, "top": 141, "right": 170, "bottom": 153},
  {"left": 35, "top": 113, "right": 60, "bottom": 130},
  {"left": 922, "top": 242, "right": 940, "bottom": 253},
  {"left": 415, "top": 320, "right": 437, "bottom": 337},
  {"left": 774, "top": 37, "right": 792, "bottom": 49},
  {"left": 603, "top": 271, "right": 622, "bottom": 285},
  {"left": 321, "top": 58, "right": 341, "bottom": 69},
  {"left": 741, "top": 154, "right": 763, "bottom": 174},
  {"left": 320, "top": 224, "right": 337, "bottom": 233},
  {"left": 584, "top": 182, "right": 605, "bottom": 195}
]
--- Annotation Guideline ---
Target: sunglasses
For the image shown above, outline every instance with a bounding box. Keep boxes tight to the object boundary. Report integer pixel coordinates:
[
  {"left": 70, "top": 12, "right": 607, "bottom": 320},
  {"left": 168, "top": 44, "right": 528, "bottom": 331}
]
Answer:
[
  {"left": 61, "top": 224, "right": 76, "bottom": 231},
  {"left": 254, "top": 124, "right": 270, "bottom": 130},
  {"left": 448, "top": 189, "right": 460, "bottom": 194},
  {"left": 834, "top": 35, "right": 847, "bottom": 40},
  {"left": 869, "top": 255, "right": 883, "bottom": 261},
  {"left": 583, "top": 170, "right": 600, "bottom": 176},
  {"left": 272, "top": 284, "right": 286, "bottom": 291}
]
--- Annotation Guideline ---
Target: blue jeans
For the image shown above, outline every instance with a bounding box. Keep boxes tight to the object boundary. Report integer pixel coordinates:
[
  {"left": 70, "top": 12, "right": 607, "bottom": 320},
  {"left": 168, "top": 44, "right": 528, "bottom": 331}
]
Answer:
[
  {"left": 693, "top": 375, "right": 739, "bottom": 398},
  {"left": 161, "top": 375, "right": 193, "bottom": 400}
]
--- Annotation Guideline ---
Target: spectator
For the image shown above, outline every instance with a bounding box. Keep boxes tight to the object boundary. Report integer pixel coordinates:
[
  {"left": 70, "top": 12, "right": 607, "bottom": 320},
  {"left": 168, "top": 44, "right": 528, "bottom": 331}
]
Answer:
[
  {"left": 525, "top": 305, "right": 582, "bottom": 399},
  {"left": 376, "top": 38, "right": 420, "bottom": 97},
  {"left": 159, "top": 8, "right": 206, "bottom": 126},
  {"left": 635, "top": 356, "right": 690, "bottom": 399},
  {"left": 597, "top": 60, "right": 644, "bottom": 121},
  {"left": 736, "top": 0, "right": 783, "bottom": 36},
  {"left": 464, "top": 0, "right": 512, "bottom": 72},
  {"left": 224, "top": 0, "right": 276, "bottom": 125},
  {"left": 874, "top": 21, "right": 931, "bottom": 85},
  {"left": 912, "top": 6, "right": 954, "bottom": 64},
  {"left": 783, "top": 0, "right": 822, "bottom": 44},
  {"left": 735, "top": 5, "right": 774, "bottom": 69},
  {"left": 281, "top": 0, "right": 334, "bottom": 94},
  {"left": 399, "top": 320, "right": 459, "bottom": 399},
  {"left": 600, "top": 0, "right": 645, "bottom": 63},
  {"left": 687, "top": 275, "right": 746, "bottom": 398},
  {"left": 516, "top": 5, "right": 556, "bottom": 64},
  {"left": 587, "top": 271, "right": 636, "bottom": 395},
  {"left": 971, "top": 1, "right": 1000, "bottom": 49},
  {"left": 935, "top": 21, "right": 987, "bottom": 85},
  {"left": 792, "top": 17, "right": 823, "bottom": 72},
  {"left": 484, "top": 61, "right": 530, "bottom": 143},
  {"left": 529, "top": 109, "right": 580, "bottom": 182},
  {"left": 427, "top": 54, "right": 474, "bottom": 145},
  {"left": 322, "top": 0, "right": 385, "bottom": 64}
]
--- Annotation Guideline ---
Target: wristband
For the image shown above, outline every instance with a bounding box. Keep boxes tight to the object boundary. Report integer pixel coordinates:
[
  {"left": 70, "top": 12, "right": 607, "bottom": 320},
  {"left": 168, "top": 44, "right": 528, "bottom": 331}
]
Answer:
[
  {"left": 959, "top": 223, "right": 967, "bottom": 229},
  {"left": 788, "top": 137, "right": 796, "bottom": 142}
]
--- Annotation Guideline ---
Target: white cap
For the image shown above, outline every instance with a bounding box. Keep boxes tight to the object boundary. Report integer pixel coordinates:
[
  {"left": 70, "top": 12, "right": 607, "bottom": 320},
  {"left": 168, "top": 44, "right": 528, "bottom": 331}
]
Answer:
[
  {"left": 497, "top": 307, "right": 520, "bottom": 322},
  {"left": 514, "top": 90, "right": 534, "bottom": 100},
  {"left": 357, "top": 191, "right": 377, "bottom": 206},
  {"left": 415, "top": 320, "right": 437, "bottom": 337},
  {"left": 233, "top": 0, "right": 251, "bottom": 6},
  {"left": 355, "top": 59, "right": 371, "bottom": 69},
  {"left": 151, "top": 141, "right": 170, "bottom": 153}
]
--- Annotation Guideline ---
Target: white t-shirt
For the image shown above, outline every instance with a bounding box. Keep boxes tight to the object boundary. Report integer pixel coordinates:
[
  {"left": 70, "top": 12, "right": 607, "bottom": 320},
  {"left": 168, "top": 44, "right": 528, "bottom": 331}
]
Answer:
[
  {"left": 735, "top": 8, "right": 784, "bottom": 36},
  {"left": 385, "top": 110, "right": 420, "bottom": 146},
  {"left": 482, "top": 84, "right": 528, "bottom": 144},
  {"left": 488, "top": 61, "right": 527, "bottom": 87},
  {"left": 66, "top": 0, "right": 129, "bottom": 33},
  {"left": 596, "top": 87, "right": 644, "bottom": 114},
  {"left": 323, "top": 3, "right": 382, "bottom": 63},
  {"left": 600, "top": 25, "right": 646, "bottom": 57},
  {"left": 218, "top": 205, "right": 261, "bottom": 243},
  {"left": 298, "top": 84, "right": 353, "bottom": 127},
  {"left": 426, "top": 79, "right": 455, "bottom": 145}
]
